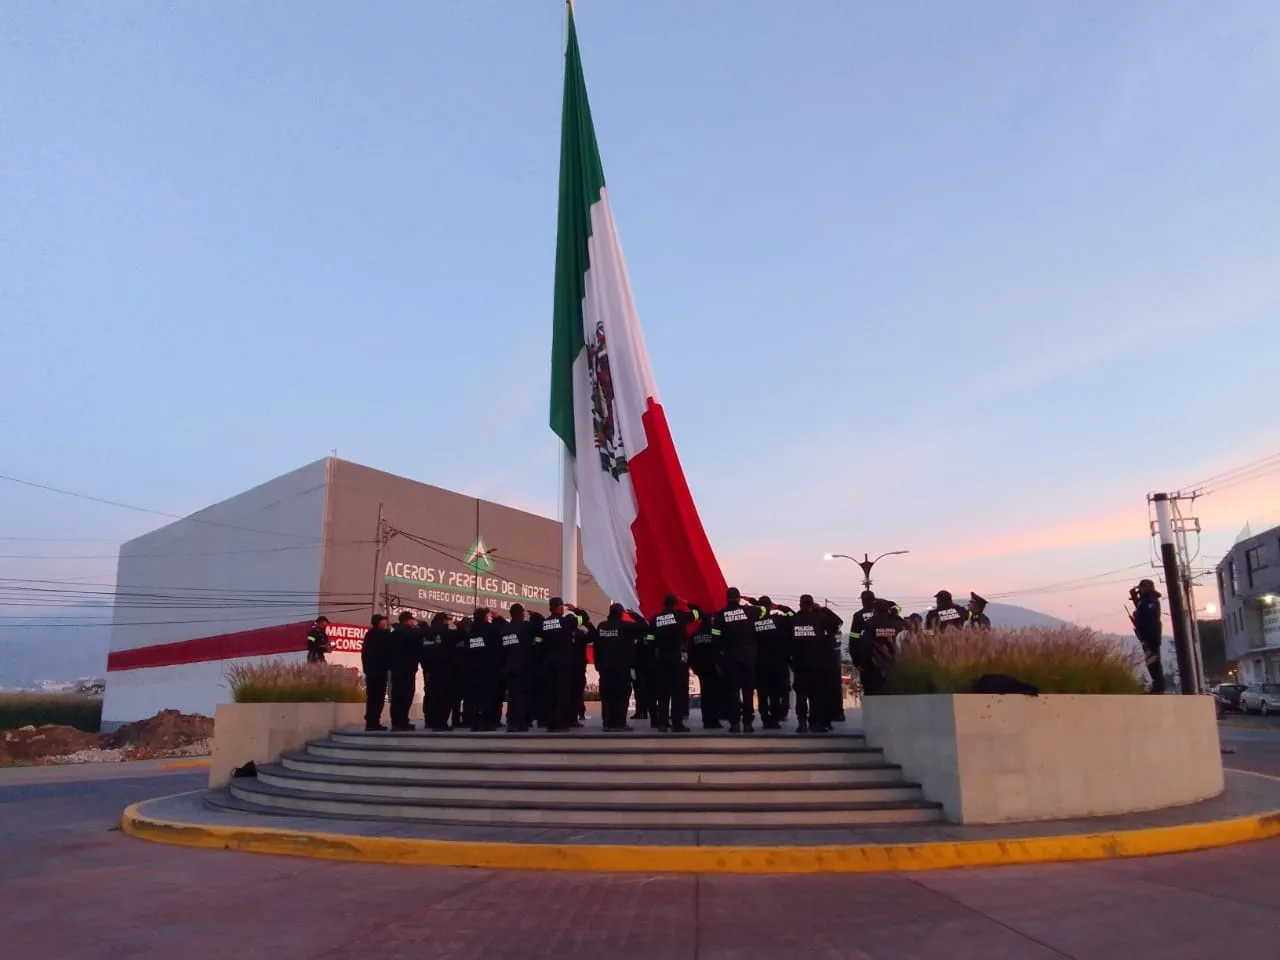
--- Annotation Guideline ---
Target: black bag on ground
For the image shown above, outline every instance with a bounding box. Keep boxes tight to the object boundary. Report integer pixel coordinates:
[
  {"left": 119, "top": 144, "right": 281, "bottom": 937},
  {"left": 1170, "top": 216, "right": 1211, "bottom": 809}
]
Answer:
[
  {"left": 972, "top": 674, "right": 1039, "bottom": 696},
  {"left": 231, "top": 760, "right": 258, "bottom": 778}
]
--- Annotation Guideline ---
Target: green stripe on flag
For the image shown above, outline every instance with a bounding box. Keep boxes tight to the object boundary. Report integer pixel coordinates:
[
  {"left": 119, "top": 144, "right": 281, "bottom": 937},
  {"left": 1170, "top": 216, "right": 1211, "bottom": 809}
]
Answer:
[{"left": 550, "top": 9, "right": 606, "bottom": 455}]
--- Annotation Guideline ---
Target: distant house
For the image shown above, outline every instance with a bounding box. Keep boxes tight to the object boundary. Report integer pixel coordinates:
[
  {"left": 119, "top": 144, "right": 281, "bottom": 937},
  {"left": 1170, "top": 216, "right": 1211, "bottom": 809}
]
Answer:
[{"left": 1215, "top": 524, "right": 1280, "bottom": 684}]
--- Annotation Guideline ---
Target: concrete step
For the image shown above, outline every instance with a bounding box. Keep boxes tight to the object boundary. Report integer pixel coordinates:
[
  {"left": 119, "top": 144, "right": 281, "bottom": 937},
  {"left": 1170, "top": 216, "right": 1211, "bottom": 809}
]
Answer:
[
  {"left": 326, "top": 729, "right": 867, "bottom": 752},
  {"left": 307, "top": 741, "right": 888, "bottom": 769},
  {"left": 255, "top": 764, "right": 925, "bottom": 807},
  {"left": 279, "top": 752, "right": 904, "bottom": 786},
  {"left": 229, "top": 777, "right": 944, "bottom": 827}
]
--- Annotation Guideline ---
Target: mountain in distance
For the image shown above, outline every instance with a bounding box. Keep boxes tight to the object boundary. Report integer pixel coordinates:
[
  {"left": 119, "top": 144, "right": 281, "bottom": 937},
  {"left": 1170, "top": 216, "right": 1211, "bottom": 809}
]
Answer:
[
  {"left": 0, "top": 604, "right": 112, "bottom": 690},
  {"left": 981, "top": 603, "right": 1071, "bottom": 630}
]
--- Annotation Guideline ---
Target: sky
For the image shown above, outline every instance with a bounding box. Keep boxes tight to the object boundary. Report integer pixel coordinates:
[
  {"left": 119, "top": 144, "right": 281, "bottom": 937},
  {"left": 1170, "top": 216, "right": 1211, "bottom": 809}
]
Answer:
[{"left": 3, "top": 0, "right": 1279, "bottom": 633}]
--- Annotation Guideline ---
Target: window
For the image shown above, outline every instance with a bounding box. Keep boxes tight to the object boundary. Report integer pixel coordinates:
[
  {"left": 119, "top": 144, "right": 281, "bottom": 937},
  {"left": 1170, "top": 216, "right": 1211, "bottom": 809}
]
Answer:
[
  {"left": 1229, "top": 560, "right": 1238, "bottom": 597},
  {"left": 1247, "top": 544, "right": 1268, "bottom": 573}
]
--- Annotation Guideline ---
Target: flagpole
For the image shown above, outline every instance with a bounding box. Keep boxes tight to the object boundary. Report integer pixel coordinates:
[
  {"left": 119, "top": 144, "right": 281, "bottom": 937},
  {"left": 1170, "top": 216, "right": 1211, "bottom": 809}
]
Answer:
[
  {"left": 559, "top": 0, "right": 579, "bottom": 608},
  {"left": 560, "top": 448, "right": 578, "bottom": 605}
]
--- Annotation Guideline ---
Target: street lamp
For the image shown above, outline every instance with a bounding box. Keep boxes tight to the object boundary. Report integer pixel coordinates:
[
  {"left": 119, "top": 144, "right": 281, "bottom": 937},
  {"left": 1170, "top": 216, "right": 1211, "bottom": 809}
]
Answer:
[{"left": 823, "top": 550, "right": 909, "bottom": 590}]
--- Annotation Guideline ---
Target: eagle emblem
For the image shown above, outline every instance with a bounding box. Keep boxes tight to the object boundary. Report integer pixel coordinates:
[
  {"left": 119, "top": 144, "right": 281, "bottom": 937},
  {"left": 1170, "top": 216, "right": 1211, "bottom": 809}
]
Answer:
[{"left": 586, "top": 320, "right": 628, "bottom": 480}]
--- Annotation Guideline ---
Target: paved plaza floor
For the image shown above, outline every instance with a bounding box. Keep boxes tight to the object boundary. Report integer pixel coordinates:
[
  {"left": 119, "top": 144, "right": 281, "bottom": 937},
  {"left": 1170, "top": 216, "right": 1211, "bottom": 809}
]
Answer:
[{"left": 3, "top": 724, "right": 1279, "bottom": 959}]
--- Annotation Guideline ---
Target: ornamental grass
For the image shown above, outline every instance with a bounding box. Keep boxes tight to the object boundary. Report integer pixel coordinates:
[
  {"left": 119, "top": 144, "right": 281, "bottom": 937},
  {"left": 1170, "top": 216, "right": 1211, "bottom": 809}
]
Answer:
[
  {"left": 226, "top": 660, "right": 365, "bottom": 703},
  {"left": 886, "top": 626, "right": 1145, "bottom": 695}
]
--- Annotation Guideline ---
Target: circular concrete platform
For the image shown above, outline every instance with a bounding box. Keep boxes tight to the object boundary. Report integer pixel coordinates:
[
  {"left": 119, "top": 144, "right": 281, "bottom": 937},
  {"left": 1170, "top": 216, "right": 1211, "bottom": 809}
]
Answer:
[{"left": 122, "top": 768, "right": 1280, "bottom": 874}]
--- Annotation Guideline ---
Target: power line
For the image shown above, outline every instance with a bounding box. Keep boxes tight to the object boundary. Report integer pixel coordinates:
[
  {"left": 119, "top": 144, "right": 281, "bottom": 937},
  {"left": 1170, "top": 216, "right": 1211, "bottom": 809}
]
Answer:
[
  {"left": 1182, "top": 451, "right": 1280, "bottom": 495},
  {"left": 0, "top": 473, "right": 326, "bottom": 541}
]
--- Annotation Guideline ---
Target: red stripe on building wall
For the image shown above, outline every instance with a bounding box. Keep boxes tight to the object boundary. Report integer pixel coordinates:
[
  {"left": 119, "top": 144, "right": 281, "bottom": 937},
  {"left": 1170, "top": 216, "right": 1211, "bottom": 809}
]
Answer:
[{"left": 106, "top": 621, "right": 316, "bottom": 672}]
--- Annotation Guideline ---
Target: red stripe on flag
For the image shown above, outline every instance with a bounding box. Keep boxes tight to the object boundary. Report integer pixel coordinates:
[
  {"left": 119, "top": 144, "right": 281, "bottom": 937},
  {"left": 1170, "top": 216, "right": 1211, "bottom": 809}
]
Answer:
[
  {"left": 629, "top": 399, "right": 729, "bottom": 617},
  {"left": 106, "top": 621, "right": 313, "bottom": 672}
]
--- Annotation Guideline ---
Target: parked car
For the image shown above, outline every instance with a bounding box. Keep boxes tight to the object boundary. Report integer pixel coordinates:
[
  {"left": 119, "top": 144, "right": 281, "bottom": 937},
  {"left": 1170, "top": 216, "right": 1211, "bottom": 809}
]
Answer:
[
  {"left": 1214, "top": 683, "right": 1247, "bottom": 713},
  {"left": 1238, "top": 683, "right": 1280, "bottom": 715}
]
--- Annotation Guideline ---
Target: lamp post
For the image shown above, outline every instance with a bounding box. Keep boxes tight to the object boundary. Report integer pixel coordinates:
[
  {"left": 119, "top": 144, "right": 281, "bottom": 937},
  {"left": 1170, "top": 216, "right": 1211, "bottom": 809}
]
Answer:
[{"left": 823, "top": 550, "right": 909, "bottom": 591}]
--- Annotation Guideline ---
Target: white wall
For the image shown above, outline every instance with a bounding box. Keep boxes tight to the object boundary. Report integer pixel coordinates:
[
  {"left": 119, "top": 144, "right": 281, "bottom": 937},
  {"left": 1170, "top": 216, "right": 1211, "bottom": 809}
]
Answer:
[{"left": 102, "top": 460, "right": 330, "bottom": 725}]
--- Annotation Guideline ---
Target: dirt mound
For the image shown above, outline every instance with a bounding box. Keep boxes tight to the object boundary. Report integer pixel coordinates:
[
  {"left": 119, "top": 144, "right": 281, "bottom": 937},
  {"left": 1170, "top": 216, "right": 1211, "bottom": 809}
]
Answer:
[
  {"left": 1, "top": 724, "right": 103, "bottom": 764},
  {"left": 107, "top": 709, "right": 213, "bottom": 751}
]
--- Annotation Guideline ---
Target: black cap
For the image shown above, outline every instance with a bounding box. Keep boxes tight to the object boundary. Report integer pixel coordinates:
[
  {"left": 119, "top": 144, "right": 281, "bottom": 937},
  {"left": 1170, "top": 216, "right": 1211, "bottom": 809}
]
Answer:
[
  {"left": 799, "top": 593, "right": 814, "bottom": 604},
  {"left": 757, "top": 595, "right": 772, "bottom": 607},
  {"left": 510, "top": 603, "right": 524, "bottom": 616},
  {"left": 550, "top": 596, "right": 564, "bottom": 609},
  {"left": 663, "top": 593, "right": 679, "bottom": 608},
  {"left": 315, "top": 615, "right": 329, "bottom": 624},
  {"left": 861, "top": 590, "right": 876, "bottom": 603},
  {"left": 370, "top": 614, "right": 387, "bottom": 628},
  {"left": 726, "top": 587, "right": 741, "bottom": 602},
  {"left": 970, "top": 592, "right": 987, "bottom": 606},
  {"left": 397, "top": 610, "right": 414, "bottom": 623},
  {"left": 609, "top": 602, "right": 625, "bottom": 617}
]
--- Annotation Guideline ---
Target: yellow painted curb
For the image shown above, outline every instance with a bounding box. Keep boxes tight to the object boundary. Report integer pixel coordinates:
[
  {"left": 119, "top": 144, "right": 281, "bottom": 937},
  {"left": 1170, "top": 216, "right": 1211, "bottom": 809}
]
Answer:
[
  {"left": 120, "top": 786, "right": 1280, "bottom": 875},
  {"left": 153, "top": 759, "right": 211, "bottom": 770}
]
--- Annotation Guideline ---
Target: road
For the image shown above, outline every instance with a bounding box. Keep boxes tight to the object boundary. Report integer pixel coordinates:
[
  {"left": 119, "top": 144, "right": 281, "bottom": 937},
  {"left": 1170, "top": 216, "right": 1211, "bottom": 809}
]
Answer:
[{"left": 2, "top": 728, "right": 1279, "bottom": 959}]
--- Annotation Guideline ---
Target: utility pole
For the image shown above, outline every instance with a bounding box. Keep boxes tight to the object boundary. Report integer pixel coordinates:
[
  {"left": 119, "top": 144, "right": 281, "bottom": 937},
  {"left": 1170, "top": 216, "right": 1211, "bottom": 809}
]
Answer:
[
  {"left": 370, "top": 503, "right": 386, "bottom": 618},
  {"left": 1150, "top": 493, "right": 1196, "bottom": 694}
]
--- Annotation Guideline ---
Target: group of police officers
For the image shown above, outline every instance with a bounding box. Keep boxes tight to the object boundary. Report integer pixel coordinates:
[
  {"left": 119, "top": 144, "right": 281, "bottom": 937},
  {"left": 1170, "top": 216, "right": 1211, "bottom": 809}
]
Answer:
[{"left": 315, "top": 585, "right": 993, "bottom": 735}]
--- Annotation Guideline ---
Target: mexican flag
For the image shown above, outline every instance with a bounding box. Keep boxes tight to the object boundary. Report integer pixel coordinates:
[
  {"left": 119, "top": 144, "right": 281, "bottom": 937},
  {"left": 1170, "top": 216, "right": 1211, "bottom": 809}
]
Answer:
[{"left": 549, "top": 8, "right": 727, "bottom": 616}]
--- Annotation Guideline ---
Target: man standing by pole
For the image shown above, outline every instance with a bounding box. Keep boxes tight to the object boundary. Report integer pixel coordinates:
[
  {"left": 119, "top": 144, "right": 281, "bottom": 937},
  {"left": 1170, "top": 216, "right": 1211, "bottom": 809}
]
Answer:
[{"left": 1130, "top": 579, "right": 1166, "bottom": 694}]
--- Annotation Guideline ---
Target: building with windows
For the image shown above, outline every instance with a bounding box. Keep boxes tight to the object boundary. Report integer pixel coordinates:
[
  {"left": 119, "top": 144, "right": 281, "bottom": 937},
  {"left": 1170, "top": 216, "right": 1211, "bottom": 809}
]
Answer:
[
  {"left": 101, "top": 458, "right": 606, "bottom": 727},
  {"left": 1216, "top": 523, "right": 1280, "bottom": 684}
]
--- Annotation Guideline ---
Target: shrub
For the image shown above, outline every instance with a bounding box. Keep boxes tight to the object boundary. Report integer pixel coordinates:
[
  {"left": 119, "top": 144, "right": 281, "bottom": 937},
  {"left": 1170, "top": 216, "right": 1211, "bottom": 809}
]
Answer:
[
  {"left": 885, "top": 626, "right": 1145, "bottom": 695},
  {"left": 0, "top": 693, "right": 103, "bottom": 732},
  {"left": 226, "top": 660, "right": 365, "bottom": 703}
]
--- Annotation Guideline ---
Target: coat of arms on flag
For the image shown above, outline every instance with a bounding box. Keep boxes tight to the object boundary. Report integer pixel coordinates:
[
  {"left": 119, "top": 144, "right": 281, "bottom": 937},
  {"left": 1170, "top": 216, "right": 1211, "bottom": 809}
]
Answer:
[{"left": 586, "top": 319, "right": 628, "bottom": 480}]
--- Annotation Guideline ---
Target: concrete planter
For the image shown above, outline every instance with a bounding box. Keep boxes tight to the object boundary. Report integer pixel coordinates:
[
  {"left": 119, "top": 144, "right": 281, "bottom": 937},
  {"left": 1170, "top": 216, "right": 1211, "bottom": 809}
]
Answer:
[
  {"left": 861, "top": 694, "right": 1223, "bottom": 824},
  {"left": 209, "top": 701, "right": 364, "bottom": 788}
]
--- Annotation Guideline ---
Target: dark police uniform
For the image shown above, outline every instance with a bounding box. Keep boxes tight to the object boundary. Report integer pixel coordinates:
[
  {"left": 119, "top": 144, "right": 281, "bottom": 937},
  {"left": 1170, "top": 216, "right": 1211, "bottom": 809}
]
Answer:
[
  {"left": 593, "top": 610, "right": 647, "bottom": 731},
  {"left": 464, "top": 614, "right": 497, "bottom": 731},
  {"left": 790, "top": 605, "right": 837, "bottom": 733},
  {"left": 753, "top": 607, "right": 792, "bottom": 728},
  {"left": 1132, "top": 587, "right": 1165, "bottom": 693},
  {"left": 419, "top": 619, "right": 455, "bottom": 732},
  {"left": 499, "top": 614, "right": 537, "bottom": 732},
  {"left": 687, "top": 616, "right": 723, "bottom": 729},
  {"left": 925, "top": 593, "right": 967, "bottom": 633},
  {"left": 535, "top": 609, "right": 588, "bottom": 731},
  {"left": 648, "top": 606, "right": 700, "bottom": 732},
  {"left": 388, "top": 620, "right": 421, "bottom": 731},
  {"left": 710, "top": 601, "right": 768, "bottom": 731},
  {"left": 849, "top": 601, "right": 905, "bottom": 697},
  {"left": 305, "top": 622, "right": 330, "bottom": 664},
  {"left": 360, "top": 619, "right": 392, "bottom": 730}
]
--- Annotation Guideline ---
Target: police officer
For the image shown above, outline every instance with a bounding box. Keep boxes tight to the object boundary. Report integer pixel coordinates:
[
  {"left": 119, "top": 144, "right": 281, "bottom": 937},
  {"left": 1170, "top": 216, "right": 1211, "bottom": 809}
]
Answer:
[
  {"left": 925, "top": 590, "right": 967, "bottom": 633},
  {"left": 361, "top": 614, "right": 392, "bottom": 731},
  {"left": 631, "top": 621, "right": 655, "bottom": 723},
  {"left": 388, "top": 611, "right": 421, "bottom": 731},
  {"left": 420, "top": 612, "right": 455, "bottom": 732},
  {"left": 687, "top": 613, "right": 723, "bottom": 729},
  {"left": 499, "top": 604, "right": 537, "bottom": 732},
  {"left": 594, "top": 603, "right": 647, "bottom": 731},
  {"left": 306, "top": 616, "right": 331, "bottom": 664},
  {"left": 849, "top": 598, "right": 905, "bottom": 697},
  {"left": 820, "top": 604, "right": 846, "bottom": 721},
  {"left": 450, "top": 616, "right": 471, "bottom": 728},
  {"left": 710, "top": 587, "right": 768, "bottom": 733},
  {"left": 648, "top": 594, "right": 700, "bottom": 734},
  {"left": 484, "top": 610, "right": 508, "bottom": 728},
  {"left": 464, "top": 608, "right": 497, "bottom": 732},
  {"left": 967, "top": 593, "right": 992, "bottom": 629},
  {"left": 791, "top": 595, "right": 836, "bottom": 734},
  {"left": 1130, "top": 579, "right": 1165, "bottom": 693},
  {"left": 753, "top": 597, "right": 792, "bottom": 730},
  {"left": 536, "top": 597, "right": 590, "bottom": 732}
]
